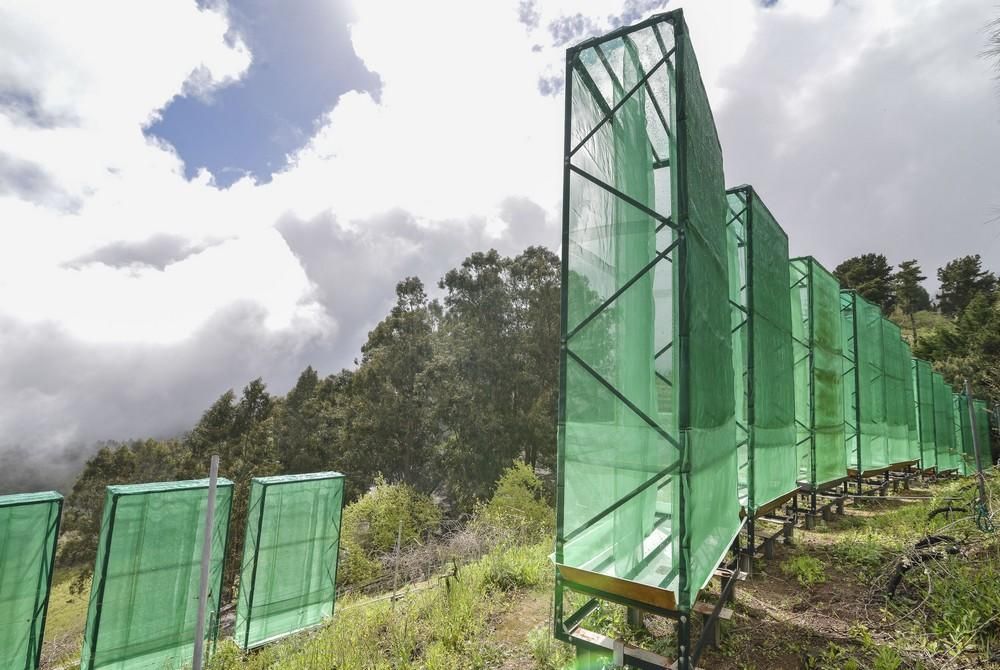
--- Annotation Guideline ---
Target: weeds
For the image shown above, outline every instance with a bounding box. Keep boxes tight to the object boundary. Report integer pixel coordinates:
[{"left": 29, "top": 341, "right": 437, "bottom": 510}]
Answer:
[{"left": 781, "top": 555, "right": 827, "bottom": 586}]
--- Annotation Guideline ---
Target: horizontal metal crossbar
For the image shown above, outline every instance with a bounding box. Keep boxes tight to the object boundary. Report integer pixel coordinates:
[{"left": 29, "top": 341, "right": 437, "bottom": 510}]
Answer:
[
  {"left": 561, "top": 459, "right": 680, "bottom": 544},
  {"left": 568, "top": 164, "right": 676, "bottom": 230},
  {"left": 565, "top": 349, "right": 681, "bottom": 451},
  {"left": 565, "top": 236, "right": 680, "bottom": 342},
  {"left": 569, "top": 49, "right": 674, "bottom": 159}
]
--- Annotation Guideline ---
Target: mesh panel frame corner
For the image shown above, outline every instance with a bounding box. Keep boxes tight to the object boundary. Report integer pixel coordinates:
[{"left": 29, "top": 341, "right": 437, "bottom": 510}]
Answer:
[
  {"left": 881, "top": 321, "right": 913, "bottom": 468},
  {"left": 235, "top": 471, "right": 345, "bottom": 650},
  {"left": 931, "top": 372, "right": 957, "bottom": 473},
  {"left": 973, "top": 399, "right": 991, "bottom": 473},
  {"left": 911, "top": 358, "right": 937, "bottom": 472},
  {"left": 556, "top": 10, "right": 738, "bottom": 614},
  {"left": 789, "top": 257, "right": 847, "bottom": 490},
  {"left": 953, "top": 393, "right": 975, "bottom": 476},
  {"left": 80, "top": 479, "right": 234, "bottom": 670},
  {"left": 0, "top": 491, "right": 62, "bottom": 670},
  {"left": 841, "top": 291, "right": 890, "bottom": 476},
  {"left": 728, "top": 186, "right": 797, "bottom": 515}
]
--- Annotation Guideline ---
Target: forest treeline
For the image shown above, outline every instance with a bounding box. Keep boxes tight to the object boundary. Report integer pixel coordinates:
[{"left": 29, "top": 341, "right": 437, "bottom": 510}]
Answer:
[
  {"left": 55, "top": 246, "right": 998, "bottom": 588},
  {"left": 833, "top": 252, "right": 1000, "bottom": 399}
]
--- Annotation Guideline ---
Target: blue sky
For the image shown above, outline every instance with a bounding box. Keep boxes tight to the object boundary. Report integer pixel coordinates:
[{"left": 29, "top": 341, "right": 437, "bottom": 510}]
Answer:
[{"left": 148, "top": 0, "right": 380, "bottom": 186}]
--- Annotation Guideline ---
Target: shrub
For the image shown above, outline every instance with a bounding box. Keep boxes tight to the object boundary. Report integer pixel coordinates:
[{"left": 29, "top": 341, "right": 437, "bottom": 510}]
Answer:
[
  {"left": 342, "top": 476, "right": 442, "bottom": 556},
  {"left": 336, "top": 536, "right": 383, "bottom": 587},
  {"left": 480, "top": 544, "right": 547, "bottom": 592},
  {"left": 781, "top": 555, "right": 826, "bottom": 587},
  {"left": 473, "top": 461, "right": 554, "bottom": 544},
  {"left": 336, "top": 477, "right": 442, "bottom": 587},
  {"left": 528, "top": 626, "right": 574, "bottom": 670}
]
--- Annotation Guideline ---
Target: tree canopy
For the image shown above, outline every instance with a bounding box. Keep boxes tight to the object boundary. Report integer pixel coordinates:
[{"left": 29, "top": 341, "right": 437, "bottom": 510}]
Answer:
[
  {"left": 58, "top": 245, "right": 561, "bottom": 591},
  {"left": 834, "top": 254, "right": 897, "bottom": 314},
  {"left": 936, "top": 254, "right": 997, "bottom": 316}
]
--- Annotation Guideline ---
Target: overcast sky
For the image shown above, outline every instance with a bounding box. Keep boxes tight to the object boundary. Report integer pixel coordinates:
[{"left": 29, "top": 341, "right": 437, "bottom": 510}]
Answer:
[{"left": 1, "top": 0, "right": 998, "bottom": 489}]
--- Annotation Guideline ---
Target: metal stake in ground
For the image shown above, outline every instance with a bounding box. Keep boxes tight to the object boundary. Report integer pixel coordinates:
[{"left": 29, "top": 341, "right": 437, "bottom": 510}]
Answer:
[
  {"left": 963, "top": 380, "right": 988, "bottom": 507},
  {"left": 192, "top": 454, "right": 219, "bottom": 670}
]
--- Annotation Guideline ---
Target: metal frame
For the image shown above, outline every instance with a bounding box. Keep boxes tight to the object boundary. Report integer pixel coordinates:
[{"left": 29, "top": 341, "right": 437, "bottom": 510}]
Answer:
[
  {"left": 82, "top": 479, "right": 234, "bottom": 670},
  {"left": 236, "top": 472, "right": 346, "bottom": 651},
  {"left": 0, "top": 492, "right": 63, "bottom": 670},
  {"left": 841, "top": 290, "right": 897, "bottom": 491},
  {"left": 931, "top": 371, "right": 959, "bottom": 475},
  {"left": 728, "top": 186, "right": 799, "bottom": 569},
  {"left": 555, "top": 10, "right": 738, "bottom": 668},
  {"left": 790, "top": 257, "right": 848, "bottom": 526},
  {"left": 554, "top": 535, "right": 743, "bottom": 669},
  {"left": 912, "top": 358, "right": 938, "bottom": 474}
]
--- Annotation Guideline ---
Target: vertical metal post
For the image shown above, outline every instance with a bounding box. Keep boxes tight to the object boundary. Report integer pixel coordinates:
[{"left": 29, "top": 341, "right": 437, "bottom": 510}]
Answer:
[
  {"left": 391, "top": 519, "right": 403, "bottom": 609},
  {"left": 193, "top": 454, "right": 219, "bottom": 670},
  {"left": 963, "top": 380, "right": 987, "bottom": 505}
]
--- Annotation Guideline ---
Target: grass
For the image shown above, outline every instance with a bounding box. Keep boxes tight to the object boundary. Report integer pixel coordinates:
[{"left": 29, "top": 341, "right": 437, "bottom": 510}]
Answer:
[
  {"left": 205, "top": 540, "right": 554, "bottom": 670},
  {"left": 38, "top": 471, "right": 1000, "bottom": 670},
  {"left": 40, "top": 567, "right": 90, "bottom": 668},
  {"left": 781, "top": 555, "right": 827, "bottom": 586}
]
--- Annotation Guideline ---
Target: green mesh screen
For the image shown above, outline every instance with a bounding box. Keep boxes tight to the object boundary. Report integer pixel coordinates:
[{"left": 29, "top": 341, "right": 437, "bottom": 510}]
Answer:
[
  {"left": 81, "top": 479, "right": 233, "bottom": 670},
  {"left": 932, "top": 373, "right": 957, "bottom": 472},
  {"left": 974, "top": 399, "right": 990, "bottom": 474},
  {"left": 558, "top": 12, "right": 738, "bottom": 611},
  {"left": 236, "top": 472, "right": 345, "bottom": 649},
  {"left": 726, "top": 185, "right": 796, "bottom": 514},
  {"left": 882, "top": 321, "right": 911, "bottom": 466},
  {"left": 953, "top": 394, "right": 975, "bottom": 476},
  {"left": 902, "top": 349, "right": 920, "bottom": 463},
  {"left": 912, "top": 359, "right": 937, "bottom": 471},
  {"left": 842, "top": 292, "right": 889, "bottom": 474},
  {"left": 0, "top": 492, "right": 62, "bottom": 670},
  {"left": 790, "top": 258, "right": 846, "bottom": 489}
]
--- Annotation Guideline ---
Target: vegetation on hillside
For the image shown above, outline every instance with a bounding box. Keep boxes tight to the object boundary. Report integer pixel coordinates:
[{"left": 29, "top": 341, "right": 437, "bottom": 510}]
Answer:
[
  {"left": 837, "top": 253, "right": 1000, "bottom": 408},
  {"left": 56, "top": 246, "right": 559, "bottom": 594},
  {"left": 42, "top": 243, "right": 998, "bottom": 667}
]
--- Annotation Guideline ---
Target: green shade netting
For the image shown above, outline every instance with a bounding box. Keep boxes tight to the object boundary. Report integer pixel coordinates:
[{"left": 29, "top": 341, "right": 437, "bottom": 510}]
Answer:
[
  {"left": 843, "top": 292, "right": 889, "bottom": 474},
  {"left": 81, "top": 479, "right": 233, "bottom": 670},
  {"left": 236, "top": 472, "right": 345, "bottom": 649},
  {"left": 912, "top": 359, "right": 937, "bottom": 471},
  {"left": 790, "top": 258, "right": 846, "bottom": 489},
  {"left": 882, "top": 321, "right": 911, "bottom": 466},
  {"left": 0, "top": 492, "right": 61, "bottom": 670},
  {"left": 953, "top": 394, "right": 975, "bottom": 476},
  {"left": 974, "top": 399, "right": 991, "bottom": 473},
  {"left": 559, "top": 13, "right": 737, "bottom": 611},
  {"left": 727, "top": 187, "right": 796, "bottom": 513},
  {"left": 932, "top": 373, "right": 957, "bottom": 472},
  {"left": 902, "top": 350, "right": 920, "bottom": 463}
]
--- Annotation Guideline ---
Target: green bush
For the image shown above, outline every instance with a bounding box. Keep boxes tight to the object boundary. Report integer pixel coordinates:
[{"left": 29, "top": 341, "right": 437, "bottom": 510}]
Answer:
[
  {"left": 473, "top": 461, "right": 554, "bottom": 543},
  {"left": 336, "top": 535, "right": 383, "bottom": 587},
  {"left": 480, "top": 544, "right": 548, "bottom": 593},
  {"left": 342, "top": 476, "right": 442, "bottom": 556},
  {"left": 527, "top": 626, "right": 574, "bottom": 670},
  {"left": 926, "top": 560, "right": 1000, "bottom": 655},
  {"left": 781, "top": 555, "right": 826, "bottom": 587}
]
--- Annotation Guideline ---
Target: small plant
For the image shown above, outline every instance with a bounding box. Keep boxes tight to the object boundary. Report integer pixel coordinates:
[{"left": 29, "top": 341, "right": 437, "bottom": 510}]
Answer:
[
  {"left": 473, "top": 461, "right": 554, "bottom": 543},
  {"left": 341, "top": 475, "right": 442, "bottom": 556},
  {"left": 849, "top": 622, "right": 875, "bottom": 650},
  {"left": 781, "top": 555, "right": 827, "bottom": 586},
  {"left": 527, "top": 626, "right": 574, "bottom": 670},
  {"left": 872, "top": 646, "right": 903, "bottom": 670},
  {"left": 804, "top": 642, "right": 860, "bottom": 670},
  {"left": 480, "top": 544, "right": 546, "bottom": 592},
  {"left": 831, "top": 532, "right": 886, "bottom": 573}
]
